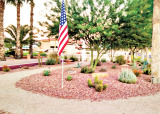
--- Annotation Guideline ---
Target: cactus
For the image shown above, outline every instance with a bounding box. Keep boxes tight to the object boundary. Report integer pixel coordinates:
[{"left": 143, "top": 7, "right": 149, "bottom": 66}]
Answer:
[
  {"left": 94, "top": 76, "right": 99, "bottom": 84},
  {"left": 98, "top": 80, "right": 103, "bottom": 84},
  {"left": 96, "top": 84, "right": 103, "bottom": 92},
  {"left": 103, "top": 84, "right": 108, "bottom": 90},
  {"left": 87, "top": 79, "right": 93, "bottom": 88}
]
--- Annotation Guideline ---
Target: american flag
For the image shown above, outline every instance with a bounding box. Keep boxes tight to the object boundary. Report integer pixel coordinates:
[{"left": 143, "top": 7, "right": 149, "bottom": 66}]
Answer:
[{"left": 58, "top": 0, "right": 69, "bottom": 56}]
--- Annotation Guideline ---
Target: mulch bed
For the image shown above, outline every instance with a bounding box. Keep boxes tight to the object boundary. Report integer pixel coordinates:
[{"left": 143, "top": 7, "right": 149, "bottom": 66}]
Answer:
[{"left": 16, "top": 62, "right": 160, "bottom": 102}]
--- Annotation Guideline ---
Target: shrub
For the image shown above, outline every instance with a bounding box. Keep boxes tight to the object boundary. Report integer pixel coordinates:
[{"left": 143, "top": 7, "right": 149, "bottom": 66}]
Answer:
[
  {"left": 69, "top": 56, "right": 78, "bottom": 62},
  {"left": 43, "top": 70, "right": 50, "bottom": 76},
  {"left": 94, "top": 76, "right": 99, "bottom": 84},
  {"left": 2, "top": 65, "right": 10, "bottom": 72},
  {"left": 81, "top": 66, "right": 94, "bottom": 73},
  {"left": 98, "top": 80, "right": 103, "bottom": 84},
  {"left": 66, "top": 75, "right": 72, "bottom": 81},
  {"left": 99, "top": 67, "right": 107, "bottom": 72},
  {"left": 139, "top": 64, "right": 142, "bottom": 66},
  {"left": 49, "top": 52, "right": 59, "bottom": 63},
  {"left": 87, "top": 79, "right": 93, "bottom": 88},
  {"left": 93, "top": 59, "right": 101, "bottom": 66},
  {"left": 22, "top": 66, "right": 29, "bottom": 69},
  {"left": 86, "top": 52, "right": 90, "bottom": 54},
  {"left": 118, "top": 69, "right": 137, "bottom": 84},
  {"left": 103, "top": 84, "right": 108, "bottom": 90},
  {"left": 143, "top": 68, "right": 151, "bottom": 75},
  {"left": 112, "top": 65, "right": 116, "bottom": 69},
  {"left": 133, "top": 69, "right": 142, "bottom": 77},
  {"left": 45, "top": 58, "right": 56, "bottom": 65},
  {"left": 101, "top": 58, "right": 107, "bottom": 63},
  {"left": 40, "top": 53, "right": 47, "bottom": 57},
  {"left": 115, "top": 55, "right": 126, "bottom": 65},
  {"left": 96, "top": 84, "right": 103, "bottom": 92}
]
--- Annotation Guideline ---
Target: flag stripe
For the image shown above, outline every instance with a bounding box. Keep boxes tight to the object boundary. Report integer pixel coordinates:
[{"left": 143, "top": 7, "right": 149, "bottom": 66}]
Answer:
[
  {"left": 59, "top": 32, "right": 68, "bottom": 47},
  {"left": 58, "top": 39, "right": 69, "bottom": 56}
]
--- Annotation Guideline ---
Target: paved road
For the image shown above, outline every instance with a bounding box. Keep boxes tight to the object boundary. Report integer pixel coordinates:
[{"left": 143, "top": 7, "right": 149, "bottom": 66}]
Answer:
[{"left": 0, "top": 62, "right": 160, "bottom": 114}]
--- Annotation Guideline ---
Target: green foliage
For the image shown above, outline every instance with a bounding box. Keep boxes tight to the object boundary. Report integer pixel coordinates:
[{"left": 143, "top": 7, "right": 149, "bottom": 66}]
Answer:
[
  {"left": 94, "top": 76, "right": 99, "bottom": 84},
  {"left": 81, "top": 66, "right": 94, "bottom": 74},
  {"left": 103, "top": 84, "right": 108, "bottom": 90},
  {"left": 118, "top": 69, "right": 137, "bottom": 84},
  {"left": 2, "top": 65, "right": 10, "bottom": 72},
  {"left": 112, "top": 65, "right": 116, "bottom": 69},
  {"left": 66, "top": 75, "right": 72, "bottom": 81},
  {"left": 87, "top": 79, "right": 93, "bottom": 88},
  {"left": 40, "top": 53, "right": 47, "bottom": 57},
  {"left": 43, "top": 70, "right": 50, "bottom": 76},
  {"left": 115, "top": 55, "right": 126, "bottom": 65},
  {"left": 69, "top": 56, "right": 78, "bottom": 62},
  {"left": 98, "top": 80, "right": 103, "bottom": 85},
  {"left": 101, "top": 58, "right": 107, "bottom": 63},
  {"left": 45, "top": 58, "right": 56, "bottom": 65},
  {"left": 143, "top": 68, "right": 151, "bottom": 75}
]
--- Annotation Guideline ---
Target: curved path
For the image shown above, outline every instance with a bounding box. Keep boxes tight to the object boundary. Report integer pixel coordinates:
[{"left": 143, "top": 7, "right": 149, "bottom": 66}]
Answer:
[{"left": 0, "top": 62, "right": 160, "bottom": 114}]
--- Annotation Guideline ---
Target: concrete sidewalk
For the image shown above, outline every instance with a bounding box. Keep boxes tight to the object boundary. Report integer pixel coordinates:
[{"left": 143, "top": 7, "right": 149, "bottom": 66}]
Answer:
[{"left": 0, "top": 62, "right": 160, "bottom": 114}]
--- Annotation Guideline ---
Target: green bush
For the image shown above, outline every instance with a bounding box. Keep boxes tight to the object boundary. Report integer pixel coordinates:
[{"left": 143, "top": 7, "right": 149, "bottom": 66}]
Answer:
[
  {"left": 96, "top": 84, "right": 103, "bottom": 92},
  {"left": 2, "top": 65, "right": 10, "bottom": 72},
  {"left": 98, "top": 80, "right": 103, "bottom": 84},
  {"left": 81, "top": 66, "right": 94, "bottom": 73},
  {"left": 103, "top": 84, "right": 108, "bottom": 90},
  {"left": 40, "top": 53, "right": 47, "bottom": 57},
  {"left": 115, "top": 55, "right": 126, "bottom": 65},
  {"left": 43, "top": 70, "right": 50, "bottom": 76},
  {"left": 66, "top": 75, "right": 72, "bottom": 81},
  {"left": 69, "top": 56, "right": 78, "bottom": 62},
  {"left": 87, "top": 79, "right": 93, "bottom": 88},
  {"left": 118, "top": 69, "right": 137, "bottom": 84},
  {"left": 101, "top": 58, "right": 107, "bottom": 63},
  {"left": 143, "top": 68, "right": 151, "bottom": 75},
  {"left": 112, "top": 65, "right": 116, "bottom": 69},
  {"left": 94, "top": 76, "right": 99, "bottom": 84},
  {"left": 45, "top": 58, "right": 56, "bottom": 65}
]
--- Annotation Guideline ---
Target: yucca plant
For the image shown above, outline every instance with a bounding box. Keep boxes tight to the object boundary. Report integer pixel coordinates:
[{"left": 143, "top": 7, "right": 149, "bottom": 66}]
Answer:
[
  {"left": 43, "top": 70, "right": 50, "bottom": 76},
  {"left": 118, "top": 68, "right": 137, "bottom": 84}
]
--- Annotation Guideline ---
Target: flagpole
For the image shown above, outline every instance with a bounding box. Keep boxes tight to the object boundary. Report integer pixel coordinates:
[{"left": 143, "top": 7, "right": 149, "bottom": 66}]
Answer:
[{"left": 62, "top": 53, "right": 64, "bottom": 88}]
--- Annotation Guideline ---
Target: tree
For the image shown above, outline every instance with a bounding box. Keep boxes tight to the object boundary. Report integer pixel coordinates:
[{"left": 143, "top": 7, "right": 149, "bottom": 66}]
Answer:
[
  {"left": 7, "top": 0, "right": 25, "bottom": 59},
  {"left": 151, "top": 0, "right": 160, "bottom": 83},
  {"left": 27, "top": 0, "right": 34, "bottom": 58},
  {"left": 119, "top": 0, "right": 153, "bottom": 62},
  {"left": 5, "top": 24, "right": 30, "bottom": 57},
  {"left": 0, "top": 0, "right": 6, "bottom": 61}
]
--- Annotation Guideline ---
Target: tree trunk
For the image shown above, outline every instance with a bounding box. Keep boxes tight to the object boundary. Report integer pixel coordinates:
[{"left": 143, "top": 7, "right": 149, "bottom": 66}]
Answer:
[
  {"left": 90, "top": 48, "right": 94, "bottom": 68},
  {"left": 29, "top": 1, "right": 34, "bottom": 58},
  {"left": 141, "top": 49, "right": 145, "bottom": 61},
  {"left": 151, "top": 0, "right": 160, "bottom": 83},
  {"left": 145, "top": 47, "right": 150, "bottom": 63},
  {"left": 0, "top": 1, "right": 6, "bottom": 61},
  {"left": 15, "top": 2, "right": 21, "bottom": 59}
]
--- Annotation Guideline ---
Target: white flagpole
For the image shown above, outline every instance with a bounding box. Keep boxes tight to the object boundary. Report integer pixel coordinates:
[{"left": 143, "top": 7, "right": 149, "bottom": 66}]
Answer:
[{"left": 61, "top": 53, "right": 64, "bottom": 88}]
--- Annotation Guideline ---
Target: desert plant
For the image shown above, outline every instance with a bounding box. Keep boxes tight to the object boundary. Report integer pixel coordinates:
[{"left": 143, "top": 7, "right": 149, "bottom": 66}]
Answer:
[
  {"left": 45, "top": 58, "right": 56, "bottom": 65},
  {"left": 40, "top": 53, "right": 47, "bottom": 57},
  {"left": 81, "top": 66, "right": 94, "bottom": 73},
  {"left": 48, "top": 52, "right": 59, "bottom": 63},
  {"left": 103, "top": 84, "right": 108, "bottom": 90},
  {"left": 96, "top": 84, "right": 103, "bottom": 92},
  {"left": 2, "top": 65, "right": 10, "bottom": 72},
  {"left": 66, "top": 75, "right": 72, "bottom": 81},
  {"left": 133, "top": 69, "right": 142, "bottom": 77},
  {"left": 101, "top": 58, "right": 107, "bottom": 63},
  {"left": 94, "top": 76, "right": 99, "bottom": 84},
  {"left": 43, "top": 70, "right": 50, "bottom": 76},
  {"left": 99, "top": 67, "right": 107, "bottom": 72},
  {"left": 93, "top": 59, "right": 101, "bottom": 66},
  {"left": 112, "top": 65, "right": 116, "bottom": 69},
  {"left": 87, "top": 79, "right": 93, "bottom": 88},
  {"left": 115, "top": 55, "right": 126, "bottom": 65},
  {"left": 143, "top": 68, "right": 151, "bottom": 75},
  {"left": 22, "top": 66, "right": 29, "bottom": 69},
  {"left": 98, "top": 80, "right": 103, "bottom": 84},
  {"left": 69, "top": 56, "right": 78, "bottom": 62},
  {"left": 118, "top": 68, "right": 137, "bottom": 84}
]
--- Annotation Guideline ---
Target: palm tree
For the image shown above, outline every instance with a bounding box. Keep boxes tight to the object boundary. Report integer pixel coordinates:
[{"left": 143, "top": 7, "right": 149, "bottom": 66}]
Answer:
[
  {"left": 151, "top": 0, "right": 160, "bottom": 83},
  {"left": 27, "top": 0, "right": 34, "bottom": 58},
  {"left": 0, "top": 0, "right": 6, "bottom": 61},
  {"left": 5, "top": 24, "right": 30, "bottom": 58},
  {"left": 7, "top": 0, "right": 25, "bottom": 59}
]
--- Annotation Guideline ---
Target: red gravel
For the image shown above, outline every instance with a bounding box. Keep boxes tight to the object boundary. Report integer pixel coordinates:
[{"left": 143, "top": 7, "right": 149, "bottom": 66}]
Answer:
[{"left": 16, "top": 62, "right": 160, "bottom": 101}]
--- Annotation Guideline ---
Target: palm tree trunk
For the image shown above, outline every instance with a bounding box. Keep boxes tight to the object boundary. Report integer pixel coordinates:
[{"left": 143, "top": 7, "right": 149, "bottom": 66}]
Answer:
[
  {"left": 15, "top": 2, "right": 21, "bottom": 59},
  {"left": 151, "top": 0, "right": 160, "bottom": 83},
  {"left": 0, "top": 1, "right": 6, "bottom": 61},
  {"left": 29, "top": 1, "right": 34, "bottom": 58}
]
